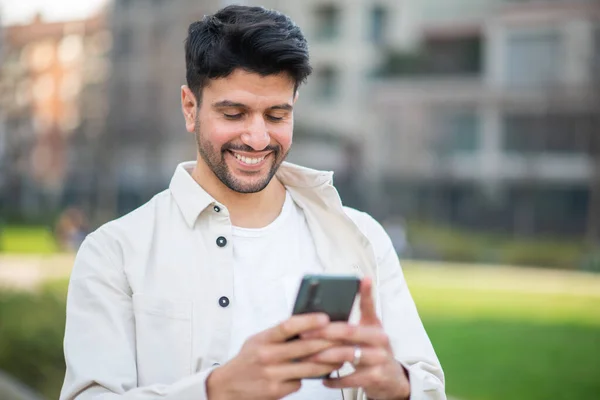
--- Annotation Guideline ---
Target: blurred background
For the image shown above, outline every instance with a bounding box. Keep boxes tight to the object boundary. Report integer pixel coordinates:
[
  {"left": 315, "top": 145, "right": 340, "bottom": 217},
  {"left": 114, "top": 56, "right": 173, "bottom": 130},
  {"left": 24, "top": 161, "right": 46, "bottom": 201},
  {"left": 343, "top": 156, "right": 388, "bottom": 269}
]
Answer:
[{"left": 0, "top": 0, "right": 599, "bottom": 399}]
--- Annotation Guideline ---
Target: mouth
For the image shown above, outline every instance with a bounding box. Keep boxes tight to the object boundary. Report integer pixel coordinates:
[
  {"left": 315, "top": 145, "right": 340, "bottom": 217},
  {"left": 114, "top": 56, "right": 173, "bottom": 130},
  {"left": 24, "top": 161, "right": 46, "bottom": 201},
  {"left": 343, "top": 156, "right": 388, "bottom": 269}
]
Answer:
[{"left": 227, "top": 150, "right": 271, "bottom": 169}]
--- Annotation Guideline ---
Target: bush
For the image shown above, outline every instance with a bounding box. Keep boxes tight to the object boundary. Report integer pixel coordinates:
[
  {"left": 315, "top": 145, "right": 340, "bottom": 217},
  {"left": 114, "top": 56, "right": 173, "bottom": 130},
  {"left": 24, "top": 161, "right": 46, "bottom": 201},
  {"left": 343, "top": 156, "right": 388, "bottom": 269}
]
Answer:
[
  {"left": 0, "top": 281, "right": 68, "bottom": 399},
  {"left": 407, "top": 222, "right": 588, "bottom": 270}
]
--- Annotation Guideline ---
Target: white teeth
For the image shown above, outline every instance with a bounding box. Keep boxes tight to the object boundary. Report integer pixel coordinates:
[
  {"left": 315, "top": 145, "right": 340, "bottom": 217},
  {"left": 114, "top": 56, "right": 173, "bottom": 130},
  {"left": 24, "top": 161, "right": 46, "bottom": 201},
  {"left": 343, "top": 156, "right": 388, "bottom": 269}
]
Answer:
[{"left": 233, "top": 153, "right": 265, "bottom": 165}]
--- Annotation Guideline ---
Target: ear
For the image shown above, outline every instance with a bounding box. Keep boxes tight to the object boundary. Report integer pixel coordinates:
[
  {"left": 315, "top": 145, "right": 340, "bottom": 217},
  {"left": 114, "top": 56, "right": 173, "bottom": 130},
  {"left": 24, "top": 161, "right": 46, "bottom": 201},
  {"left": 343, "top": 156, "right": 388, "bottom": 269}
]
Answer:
[
  {"left": 181, "top": 85, "right": 198, "bottom": 133},
  {"left": 293, "top": 90, "right": 300, "bottom": 104}
]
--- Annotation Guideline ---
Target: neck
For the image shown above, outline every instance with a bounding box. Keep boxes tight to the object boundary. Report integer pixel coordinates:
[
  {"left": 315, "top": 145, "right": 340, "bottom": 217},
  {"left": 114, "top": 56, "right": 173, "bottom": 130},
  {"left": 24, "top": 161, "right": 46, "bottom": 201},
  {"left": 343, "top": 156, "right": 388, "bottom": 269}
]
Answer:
[{"left": 191, "top": 159, "right": 287, "bottom": 229}]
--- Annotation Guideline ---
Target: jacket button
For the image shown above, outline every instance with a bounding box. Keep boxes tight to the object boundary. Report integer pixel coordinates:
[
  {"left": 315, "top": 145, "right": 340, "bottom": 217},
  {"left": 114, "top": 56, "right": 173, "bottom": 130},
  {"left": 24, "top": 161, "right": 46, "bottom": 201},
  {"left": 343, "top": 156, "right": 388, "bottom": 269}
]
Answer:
[
  {"left": 216, "top": 236, "right": 227, "bottom": 247},
  {"left": 219, "top": 296, "right": 230, "bottom": 308},
  {"left": 213, "top": 205, "right": 221, "bottom": 212}
]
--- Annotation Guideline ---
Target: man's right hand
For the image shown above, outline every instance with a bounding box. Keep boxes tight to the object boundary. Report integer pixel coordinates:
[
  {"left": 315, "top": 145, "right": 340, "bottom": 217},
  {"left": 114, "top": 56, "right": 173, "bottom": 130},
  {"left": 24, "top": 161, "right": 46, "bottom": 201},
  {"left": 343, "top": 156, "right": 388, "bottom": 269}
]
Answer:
[{"left": 206, "top": 313, "right": 342, "bottom": 400}]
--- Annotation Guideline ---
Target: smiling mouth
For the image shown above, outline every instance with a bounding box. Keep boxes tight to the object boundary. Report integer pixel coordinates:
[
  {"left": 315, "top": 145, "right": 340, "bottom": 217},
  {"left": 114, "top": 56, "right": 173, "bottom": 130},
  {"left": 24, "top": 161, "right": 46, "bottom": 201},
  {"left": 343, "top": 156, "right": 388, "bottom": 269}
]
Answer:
[{"left": 230, "top": 151, "right": 267, "bottom": 165}]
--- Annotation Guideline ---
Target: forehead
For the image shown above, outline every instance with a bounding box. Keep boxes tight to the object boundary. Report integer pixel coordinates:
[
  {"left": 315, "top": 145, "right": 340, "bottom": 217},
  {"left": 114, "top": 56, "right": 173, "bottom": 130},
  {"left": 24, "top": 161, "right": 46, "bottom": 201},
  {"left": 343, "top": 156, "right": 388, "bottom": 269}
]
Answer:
[{"left": 203, "top": 69, "right": 296, "bottom": 106}]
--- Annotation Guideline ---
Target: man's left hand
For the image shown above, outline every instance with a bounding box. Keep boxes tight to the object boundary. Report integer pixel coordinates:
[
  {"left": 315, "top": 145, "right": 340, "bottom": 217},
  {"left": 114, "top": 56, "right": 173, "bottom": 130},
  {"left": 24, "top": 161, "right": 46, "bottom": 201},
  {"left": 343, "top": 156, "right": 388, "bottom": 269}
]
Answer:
[{"left": 301, "top": 277, "right": 410, "bottom": 400}]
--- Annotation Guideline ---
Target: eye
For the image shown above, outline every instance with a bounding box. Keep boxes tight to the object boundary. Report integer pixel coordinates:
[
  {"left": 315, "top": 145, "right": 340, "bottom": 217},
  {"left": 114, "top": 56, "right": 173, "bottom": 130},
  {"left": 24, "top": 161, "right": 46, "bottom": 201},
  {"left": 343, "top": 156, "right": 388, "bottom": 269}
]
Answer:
[
  {"left": 266, "top": 115, "right": 284, "bottom": 122},
  {"left": 224, "top": 113, "right": 242, "bottom": 120}
]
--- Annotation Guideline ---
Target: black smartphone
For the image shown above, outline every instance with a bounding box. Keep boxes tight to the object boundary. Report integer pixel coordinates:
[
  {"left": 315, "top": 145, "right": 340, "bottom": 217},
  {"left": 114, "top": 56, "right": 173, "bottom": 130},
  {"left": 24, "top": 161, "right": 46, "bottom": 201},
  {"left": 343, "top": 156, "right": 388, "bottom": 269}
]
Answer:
[
  {"left": 292, "top": 274, "right": 361, "bottom": 321},
  {"left": 289, "top": 274, "right": 361, "bottom": 379}
]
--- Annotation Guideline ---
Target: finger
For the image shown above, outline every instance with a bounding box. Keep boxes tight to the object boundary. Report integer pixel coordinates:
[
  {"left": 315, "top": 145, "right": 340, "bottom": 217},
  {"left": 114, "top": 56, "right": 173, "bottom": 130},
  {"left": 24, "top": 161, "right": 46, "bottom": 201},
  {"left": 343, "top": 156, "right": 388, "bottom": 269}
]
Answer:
[
  {"left": 305, "top": 346, "right": 389, "bottom": 367},
  {"left": 323, "top": 369, "right": 375, "bottom": 389},
  {"left": 263, "top": 339, "right": 336, "bottom": 363},
  {"left": 301, "top": 323, "right": 390, "bottom": 348},
  {"left": 324, "top": 364, "right": 409, "bottom": 396},
  {"left": 270, "top": 361, "right": 344, "bottom": 381},
  {"left": 359, "top": 278, "right": 380, "bottom": 326},
  {"left": 257, "top": 313, "right": 330, "bottom": 343}
]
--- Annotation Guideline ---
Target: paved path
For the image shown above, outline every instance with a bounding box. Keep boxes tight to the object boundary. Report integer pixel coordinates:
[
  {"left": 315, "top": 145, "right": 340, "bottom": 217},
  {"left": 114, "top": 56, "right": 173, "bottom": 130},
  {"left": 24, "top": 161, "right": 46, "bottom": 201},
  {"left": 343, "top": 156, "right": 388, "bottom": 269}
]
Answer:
[
  {"left": 404, "top": 260, "right": 600, "bottom": 298},
  {"left": 0, "top": 254, "right": 74, "bottom": 290}
]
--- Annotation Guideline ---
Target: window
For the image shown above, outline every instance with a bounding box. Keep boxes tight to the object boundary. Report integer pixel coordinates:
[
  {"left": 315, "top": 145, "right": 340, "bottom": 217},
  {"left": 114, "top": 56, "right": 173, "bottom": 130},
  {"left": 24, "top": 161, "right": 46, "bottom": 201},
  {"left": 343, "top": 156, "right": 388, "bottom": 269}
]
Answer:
[
  {"left": 423, "top": 35, "right": 482, "bottom": 75},
  {"left": 505, "top": 30, "right": 562, "bottom": 88},
  {"left": 369, "top": 5, "right": 387, "bottom": 45},
  {"left": 314, "top": 5, "right": 341, "bottom": 41},
  {"left": 376, "top": 34, "right": 482, "bottom": 78},
  {"left": 314, "top": 66, "right": 339, "bottom": 100},
  {"left": 503, "top": 113, "right": 594, "bottom": 154},
  {"left": 436, "top": 109, "right": 480, "bottom": 154}
]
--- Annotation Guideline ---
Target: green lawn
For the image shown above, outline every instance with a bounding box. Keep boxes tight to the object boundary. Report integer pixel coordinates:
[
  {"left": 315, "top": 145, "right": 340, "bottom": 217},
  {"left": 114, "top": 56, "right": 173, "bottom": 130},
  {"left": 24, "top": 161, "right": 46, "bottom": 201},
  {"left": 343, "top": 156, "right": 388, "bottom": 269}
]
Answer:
[
  {"left": 0, "top": 281, "right": 67, "bottom": 398},
  {"left": 403, "top": 263, "right": 600, "bottom": 400},
  {"left": 0, "top": 226, "right": 59, "bottom": 254},
  {"left": 1, "top": 263, "right": 599, "bottom": 400}
]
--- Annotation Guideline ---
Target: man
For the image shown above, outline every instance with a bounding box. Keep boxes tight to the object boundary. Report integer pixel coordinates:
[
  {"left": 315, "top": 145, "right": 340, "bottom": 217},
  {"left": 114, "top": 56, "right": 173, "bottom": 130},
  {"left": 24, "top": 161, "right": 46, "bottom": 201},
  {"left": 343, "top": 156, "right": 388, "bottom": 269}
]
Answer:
[{"left": 60, "top": 5, "right": 445, "bottom": 400}]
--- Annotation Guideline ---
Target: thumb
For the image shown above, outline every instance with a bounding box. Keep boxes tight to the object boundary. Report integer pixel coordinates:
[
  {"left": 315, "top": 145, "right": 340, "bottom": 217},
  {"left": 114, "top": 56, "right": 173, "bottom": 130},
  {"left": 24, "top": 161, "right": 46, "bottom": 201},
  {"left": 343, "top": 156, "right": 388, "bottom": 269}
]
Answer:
[{"left": 359, "top": 277, "right": 380, "bottom": 326}]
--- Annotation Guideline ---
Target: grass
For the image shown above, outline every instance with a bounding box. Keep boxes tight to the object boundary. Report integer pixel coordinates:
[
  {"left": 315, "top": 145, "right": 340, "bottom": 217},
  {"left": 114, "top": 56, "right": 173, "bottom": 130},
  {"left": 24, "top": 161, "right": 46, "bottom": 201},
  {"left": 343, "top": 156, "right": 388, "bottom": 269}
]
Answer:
[
  {"left": 403, "top": 263, "right": 600, "bottom": 400},
  {"left": 0, "top": 263, "right": 599, "bottom": 400},
  {"left": 0, "top": 226, "right": 59, "bottom": 254},
  {"left": 424, "top": 319, "right": 599, "bottom": 400}
]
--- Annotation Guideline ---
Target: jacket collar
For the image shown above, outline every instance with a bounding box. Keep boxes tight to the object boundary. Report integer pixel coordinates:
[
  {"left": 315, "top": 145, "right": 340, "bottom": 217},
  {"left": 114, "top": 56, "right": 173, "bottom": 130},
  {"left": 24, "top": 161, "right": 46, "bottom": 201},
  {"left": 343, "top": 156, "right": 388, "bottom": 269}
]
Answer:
[{"left": 169, "top": 161, "right": 334, "bottom": 228}]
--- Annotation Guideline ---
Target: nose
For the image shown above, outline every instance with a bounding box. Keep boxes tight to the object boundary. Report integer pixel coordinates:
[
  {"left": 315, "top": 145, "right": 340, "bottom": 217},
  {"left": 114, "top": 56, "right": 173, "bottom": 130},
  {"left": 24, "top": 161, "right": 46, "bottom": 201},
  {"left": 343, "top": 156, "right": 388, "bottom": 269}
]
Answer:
[{"left": 241, "top": 115, "right": 270, "bottom": 151}]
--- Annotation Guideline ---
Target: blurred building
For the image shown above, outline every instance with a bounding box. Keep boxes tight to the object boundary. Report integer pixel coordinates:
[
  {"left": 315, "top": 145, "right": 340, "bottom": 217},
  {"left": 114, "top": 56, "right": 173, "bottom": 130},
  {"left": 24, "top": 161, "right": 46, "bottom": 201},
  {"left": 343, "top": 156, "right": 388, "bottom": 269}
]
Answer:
[
  {"left": 100, "top": 0, "right": 404, "bottom": 215},
  {"left": 86, "top": 0, "right": 599, "bottom": 237},
  {"left": 259, "top": 0, "right": 504, "bottom": 210},
  {"left": 96, "top": 0, "right": 223, "bottom": 218},
  {"left": 267, "top": 0, "right": 405, "bottom": 165},
  {"left": 251, "top": 0, "right": 412, "bottom": 209},
  {"left": 0, "top": 11, "right": 5, "bottom": 206},
  {"left": 369, "top": 0, "right": 600, "bottom": 235},
  {"left": 0, "top": 11, "right": 110, "bottom": 221}
]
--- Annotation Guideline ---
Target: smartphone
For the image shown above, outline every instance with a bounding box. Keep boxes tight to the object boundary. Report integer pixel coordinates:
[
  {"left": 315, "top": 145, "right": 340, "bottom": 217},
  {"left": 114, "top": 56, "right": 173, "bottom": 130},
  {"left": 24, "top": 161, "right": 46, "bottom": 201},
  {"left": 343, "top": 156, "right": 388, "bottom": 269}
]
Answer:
[
  {"left": 292, "top": 274, "right": 361, "bottom": 321},
  {"left": 290, "top": 274, "right": 360, "bottom": 379}
]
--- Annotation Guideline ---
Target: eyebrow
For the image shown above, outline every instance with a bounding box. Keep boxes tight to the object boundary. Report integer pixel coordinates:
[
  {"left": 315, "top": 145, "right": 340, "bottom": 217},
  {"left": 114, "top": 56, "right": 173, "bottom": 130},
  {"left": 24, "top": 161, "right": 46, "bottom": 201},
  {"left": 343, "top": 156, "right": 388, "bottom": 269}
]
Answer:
[{"left": 212, "top": 100, "right": 293, "bottom": 112}]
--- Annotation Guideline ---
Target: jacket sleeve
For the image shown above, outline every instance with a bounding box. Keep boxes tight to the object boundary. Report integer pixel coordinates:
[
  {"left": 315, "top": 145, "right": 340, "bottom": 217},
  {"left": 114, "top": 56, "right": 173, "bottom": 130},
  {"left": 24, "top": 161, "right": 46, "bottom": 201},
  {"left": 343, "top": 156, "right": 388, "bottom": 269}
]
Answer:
[
  {"left": 348, "top": 210, "right": 446, "bottom": 400},
  {"left": 60, "top": 234, "right": 215, "bottom": 400}
]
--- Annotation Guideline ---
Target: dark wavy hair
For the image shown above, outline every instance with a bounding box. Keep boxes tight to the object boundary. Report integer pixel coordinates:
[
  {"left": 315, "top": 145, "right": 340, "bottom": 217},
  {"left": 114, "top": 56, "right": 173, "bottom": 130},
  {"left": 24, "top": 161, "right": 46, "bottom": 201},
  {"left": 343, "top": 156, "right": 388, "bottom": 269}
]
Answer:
[{"left": 185, "top": 5, "right": 312, "bottom": 101}]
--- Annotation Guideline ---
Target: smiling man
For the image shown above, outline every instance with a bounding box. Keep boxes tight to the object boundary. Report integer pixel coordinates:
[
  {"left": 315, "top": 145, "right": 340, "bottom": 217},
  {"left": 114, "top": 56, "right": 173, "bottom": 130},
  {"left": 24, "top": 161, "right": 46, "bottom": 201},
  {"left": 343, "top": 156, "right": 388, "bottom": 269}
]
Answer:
[{"left": 60, "top": 5, "right": 445, "bottom": 400}]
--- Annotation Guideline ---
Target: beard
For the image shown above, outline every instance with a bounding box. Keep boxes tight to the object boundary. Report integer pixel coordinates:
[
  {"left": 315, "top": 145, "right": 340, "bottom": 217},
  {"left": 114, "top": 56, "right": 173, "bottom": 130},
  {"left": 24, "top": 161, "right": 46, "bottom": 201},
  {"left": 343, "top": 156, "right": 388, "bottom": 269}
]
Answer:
[{"left": 194, "top": 119, "right": 288, "bottom": 194}]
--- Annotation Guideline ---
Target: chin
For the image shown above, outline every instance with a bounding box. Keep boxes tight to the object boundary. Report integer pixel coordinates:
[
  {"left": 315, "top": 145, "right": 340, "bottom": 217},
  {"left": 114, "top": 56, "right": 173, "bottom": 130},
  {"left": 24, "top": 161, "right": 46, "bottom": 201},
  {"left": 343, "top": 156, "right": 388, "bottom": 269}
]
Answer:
[{"left": 227, "top": 174, "right": 273, "bottom": 194}]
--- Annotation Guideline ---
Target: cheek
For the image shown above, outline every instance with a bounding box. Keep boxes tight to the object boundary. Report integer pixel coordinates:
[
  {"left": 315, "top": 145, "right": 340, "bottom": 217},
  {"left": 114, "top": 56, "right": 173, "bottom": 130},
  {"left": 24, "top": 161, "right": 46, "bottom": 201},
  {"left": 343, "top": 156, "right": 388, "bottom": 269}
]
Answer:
[
  {"left": 270, "top": 123, "right": 294, "bottom": 150},
  {"left": 201, "top": 119, "right": 240, "bottom": 146}
]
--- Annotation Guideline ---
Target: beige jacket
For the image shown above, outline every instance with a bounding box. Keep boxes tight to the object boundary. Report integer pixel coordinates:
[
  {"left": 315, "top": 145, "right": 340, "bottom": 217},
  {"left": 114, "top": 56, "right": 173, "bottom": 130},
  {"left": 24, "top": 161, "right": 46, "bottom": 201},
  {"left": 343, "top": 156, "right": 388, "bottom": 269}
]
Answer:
[{"left": 60, "top": 161, "right": 445, "bottom": 400}]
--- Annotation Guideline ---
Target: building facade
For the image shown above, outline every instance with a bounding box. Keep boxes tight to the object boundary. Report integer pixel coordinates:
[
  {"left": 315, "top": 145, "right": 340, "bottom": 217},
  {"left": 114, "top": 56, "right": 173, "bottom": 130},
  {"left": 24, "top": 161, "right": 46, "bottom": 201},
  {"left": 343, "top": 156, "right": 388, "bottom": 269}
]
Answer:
[
  {"left": 95, "top": 0, "right": 222, "bottom": 219},
  {"left": 0, "top": 11, "right": 110, "bottom": 221},
  {"left": 57, "top": 0, "right": 599, "bottom": 235},
  {"left": 370, "top": 0, "right": 600, "bottom": 234}
]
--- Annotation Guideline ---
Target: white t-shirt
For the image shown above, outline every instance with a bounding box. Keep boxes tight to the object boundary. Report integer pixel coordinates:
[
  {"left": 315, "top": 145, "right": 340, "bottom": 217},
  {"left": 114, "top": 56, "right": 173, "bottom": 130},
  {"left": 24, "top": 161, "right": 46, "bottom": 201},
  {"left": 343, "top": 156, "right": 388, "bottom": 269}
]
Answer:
[{"left": 227, "top": 191, "right": 342, "bottom": 400}]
